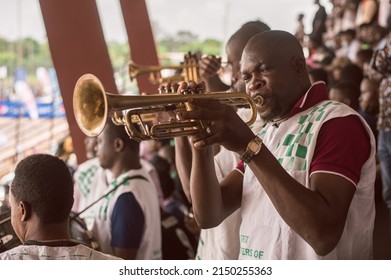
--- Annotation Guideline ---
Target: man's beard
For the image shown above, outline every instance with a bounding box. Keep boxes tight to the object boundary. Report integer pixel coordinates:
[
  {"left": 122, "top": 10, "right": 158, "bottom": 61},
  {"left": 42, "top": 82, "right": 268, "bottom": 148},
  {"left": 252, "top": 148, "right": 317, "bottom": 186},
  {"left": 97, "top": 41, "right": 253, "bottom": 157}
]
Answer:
[{"left": 257, "top": 98, "right": 283, "bottom": 123}]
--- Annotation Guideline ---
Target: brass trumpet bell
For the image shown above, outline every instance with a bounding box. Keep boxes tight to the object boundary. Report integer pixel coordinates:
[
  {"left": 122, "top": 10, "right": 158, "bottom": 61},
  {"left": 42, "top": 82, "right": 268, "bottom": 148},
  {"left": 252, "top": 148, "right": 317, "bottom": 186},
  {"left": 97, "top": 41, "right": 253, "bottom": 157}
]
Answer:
[
  {"left": 73, "top": 74, "right": 108, "bottom": 137},
  {"left": 73, "top": 74, "right": 259, "bottom": 141}
]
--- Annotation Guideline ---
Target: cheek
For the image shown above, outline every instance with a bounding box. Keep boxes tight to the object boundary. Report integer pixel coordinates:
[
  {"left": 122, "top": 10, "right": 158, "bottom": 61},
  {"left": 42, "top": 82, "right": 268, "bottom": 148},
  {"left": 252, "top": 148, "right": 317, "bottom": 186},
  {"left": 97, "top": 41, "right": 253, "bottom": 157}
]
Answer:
[
  {"left": 234, "top": 79, "right": 246, "bottom": 92},
  {"left": 97, "top": 143, "right": 114, "bottom": 167},
  {"left": 96, "top": 144, "right": 106, "bottom": 161},
  {"left": 97, "top": 148, "right": 107, "bottom": 163},
  {"left": 360, "top": 92, "right": 370, "bottom": 102},
  {"left": 96, "top": 141, "right": 105, "bottom": 156}
]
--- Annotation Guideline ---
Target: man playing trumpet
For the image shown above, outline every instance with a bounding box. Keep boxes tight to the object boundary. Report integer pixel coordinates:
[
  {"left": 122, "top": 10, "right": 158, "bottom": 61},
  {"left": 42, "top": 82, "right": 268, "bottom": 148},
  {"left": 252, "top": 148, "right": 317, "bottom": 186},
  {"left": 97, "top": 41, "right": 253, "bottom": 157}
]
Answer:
[{"left": 175, "top": 30, "right": 376, "bottom": 260}]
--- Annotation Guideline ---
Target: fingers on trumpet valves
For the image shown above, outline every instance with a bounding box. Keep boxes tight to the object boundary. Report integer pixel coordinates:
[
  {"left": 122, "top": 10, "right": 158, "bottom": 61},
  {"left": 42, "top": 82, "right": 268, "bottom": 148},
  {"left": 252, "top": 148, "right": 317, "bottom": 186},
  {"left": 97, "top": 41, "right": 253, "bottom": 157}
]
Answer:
[
  {"left": 178, "top": 81, "right": 189, "bottom": 94},
  {"left": 171, "top": 83, "right": 180, "bottom": 93},
  {"left": 200, "top": 119, "right": 213, "bottom": 136},
  {"left": 179, "top": 84, "right": 196, "bottom": 95},
  {"left": 195, "top": 81, "right": 205, "bottom": 93},
  {"left": 178, "top": 80, "right": 205, "bottom": 95},
  {"left": 159, "top": 82, "right": 179, "bottom": 94},
  {"left": 158, "top": 87, "right": 164, "bottom": 95}
]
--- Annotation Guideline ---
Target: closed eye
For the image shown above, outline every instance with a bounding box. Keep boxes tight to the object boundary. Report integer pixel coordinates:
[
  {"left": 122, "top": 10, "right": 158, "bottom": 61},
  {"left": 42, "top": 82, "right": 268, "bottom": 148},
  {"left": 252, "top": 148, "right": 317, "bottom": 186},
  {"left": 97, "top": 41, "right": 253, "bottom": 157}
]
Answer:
[{"left": 241, "top": 74, "right": 251, "bottom": 83}]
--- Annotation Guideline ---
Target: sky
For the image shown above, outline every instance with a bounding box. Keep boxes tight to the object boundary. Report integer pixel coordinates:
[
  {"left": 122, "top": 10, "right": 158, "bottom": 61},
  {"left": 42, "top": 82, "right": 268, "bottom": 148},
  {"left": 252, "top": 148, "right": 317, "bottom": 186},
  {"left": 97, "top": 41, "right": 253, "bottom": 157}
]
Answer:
[{"left": 0, "top": 0, "right": 330, "bottom": 45}]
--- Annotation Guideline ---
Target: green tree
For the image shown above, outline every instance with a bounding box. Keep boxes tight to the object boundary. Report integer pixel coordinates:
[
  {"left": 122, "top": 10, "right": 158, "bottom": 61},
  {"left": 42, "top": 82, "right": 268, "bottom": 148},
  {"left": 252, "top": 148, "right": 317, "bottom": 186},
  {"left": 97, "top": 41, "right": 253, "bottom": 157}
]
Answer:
[{"left": 157, "top": 30, "right": 222, "bottom": 56}]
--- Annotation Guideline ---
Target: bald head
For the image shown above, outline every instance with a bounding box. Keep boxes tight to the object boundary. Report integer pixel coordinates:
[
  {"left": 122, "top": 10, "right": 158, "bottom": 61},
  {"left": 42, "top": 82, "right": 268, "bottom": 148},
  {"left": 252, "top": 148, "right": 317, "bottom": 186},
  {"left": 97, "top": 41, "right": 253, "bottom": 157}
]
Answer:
[
  {"left": 244, "top": 30, "right": 306, "bottom": 62},
  {"left": 227, "top": 21, "right": 271, "bottom": 55}
]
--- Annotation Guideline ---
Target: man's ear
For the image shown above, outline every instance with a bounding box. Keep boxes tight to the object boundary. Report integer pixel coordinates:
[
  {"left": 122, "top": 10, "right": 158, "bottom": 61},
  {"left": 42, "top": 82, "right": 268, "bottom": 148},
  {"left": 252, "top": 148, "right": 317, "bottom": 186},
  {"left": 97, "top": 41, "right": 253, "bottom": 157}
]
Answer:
[
  {"left": 19, "top": 201, "right": 32, "bottom": 222},
  {"left": 113, "top": 138, "right": 125, "bottom": 152},
  {"left": 292, "top": 57, "right": 307, "bottom": 75}
]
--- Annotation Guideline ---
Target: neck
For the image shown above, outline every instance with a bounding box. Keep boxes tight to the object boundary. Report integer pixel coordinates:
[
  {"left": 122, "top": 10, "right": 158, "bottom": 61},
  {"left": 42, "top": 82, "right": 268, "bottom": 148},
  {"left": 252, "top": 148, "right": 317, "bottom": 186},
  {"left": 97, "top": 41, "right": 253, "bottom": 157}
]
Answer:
[
  {"left": 111, "top": 156, "right": 141, "bottom": 178},
  {"left": 269, "top": 113, "right": 290, "bottom": 127},
  {"left": 23, "top": 221, "right": 71, "bottom": 243}
]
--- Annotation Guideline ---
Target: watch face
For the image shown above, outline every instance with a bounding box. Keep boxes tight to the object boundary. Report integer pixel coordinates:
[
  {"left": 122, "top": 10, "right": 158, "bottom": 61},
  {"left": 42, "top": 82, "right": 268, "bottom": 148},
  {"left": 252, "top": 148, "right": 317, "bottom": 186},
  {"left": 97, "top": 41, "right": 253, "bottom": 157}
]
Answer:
[
  {"left": 249, "top": 142, "right": 259, "bottom": 152},
  {"left": 249, "top": 138, "right": 261, "bottom": 152},
  {"left": 241, "top": 137, "right": 262, "bottom": 163}
]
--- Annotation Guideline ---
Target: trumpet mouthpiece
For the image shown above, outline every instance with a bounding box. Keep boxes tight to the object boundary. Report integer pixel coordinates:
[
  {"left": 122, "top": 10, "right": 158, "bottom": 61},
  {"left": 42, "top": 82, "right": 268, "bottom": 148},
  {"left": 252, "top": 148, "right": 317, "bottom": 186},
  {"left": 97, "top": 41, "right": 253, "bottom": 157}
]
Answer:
[{"left": 254, "top": 96, "right": 265, "bottom": 106}]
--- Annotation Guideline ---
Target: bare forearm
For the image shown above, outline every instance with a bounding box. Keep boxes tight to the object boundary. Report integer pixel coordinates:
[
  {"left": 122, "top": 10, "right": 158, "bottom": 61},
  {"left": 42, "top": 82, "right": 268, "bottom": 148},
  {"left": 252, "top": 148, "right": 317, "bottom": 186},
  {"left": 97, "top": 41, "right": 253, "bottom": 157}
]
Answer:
[
  {"left": 174, "top": 137, "right": 193, "bottom": 203},
  {"left": 205, "top": 76, "right": 230, "bottom": 92},
  {"left": 190, "top": 146, "right": 225, "bottom": 228}
]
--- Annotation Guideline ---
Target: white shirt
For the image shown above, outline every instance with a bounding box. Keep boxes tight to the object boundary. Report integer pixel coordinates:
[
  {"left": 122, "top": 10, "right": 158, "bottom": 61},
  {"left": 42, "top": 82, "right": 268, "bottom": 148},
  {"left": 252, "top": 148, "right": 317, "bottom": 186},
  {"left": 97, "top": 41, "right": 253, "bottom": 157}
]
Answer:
[{"left": 0, "top": 243, "right": 121, "bottom": 260}]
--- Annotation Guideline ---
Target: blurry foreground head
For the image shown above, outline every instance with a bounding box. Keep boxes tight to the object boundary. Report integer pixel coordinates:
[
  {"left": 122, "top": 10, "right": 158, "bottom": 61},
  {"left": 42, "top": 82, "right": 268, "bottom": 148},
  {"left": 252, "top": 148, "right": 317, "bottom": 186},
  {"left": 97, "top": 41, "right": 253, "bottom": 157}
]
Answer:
[{"left": 10, "top": 154, "right": 73, "bottom": 241}]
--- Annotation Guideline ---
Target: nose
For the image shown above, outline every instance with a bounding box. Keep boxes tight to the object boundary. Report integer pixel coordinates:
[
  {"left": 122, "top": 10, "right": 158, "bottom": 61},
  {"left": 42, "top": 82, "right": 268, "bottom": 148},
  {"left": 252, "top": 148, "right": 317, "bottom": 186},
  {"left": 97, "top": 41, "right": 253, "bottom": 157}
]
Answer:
[{"left": 248, "top": 76, "right": 265, "bottom": 92}]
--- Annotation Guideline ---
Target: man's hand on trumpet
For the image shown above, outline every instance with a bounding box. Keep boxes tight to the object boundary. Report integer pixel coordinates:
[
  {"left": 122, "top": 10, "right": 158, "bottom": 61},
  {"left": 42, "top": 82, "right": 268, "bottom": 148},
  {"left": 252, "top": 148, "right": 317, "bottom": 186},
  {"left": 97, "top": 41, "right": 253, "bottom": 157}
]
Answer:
[
  {"left": 158, "top": 82, "right": 179, "bottom": 94},
  {"left": 176, "top": 81, "right": 255, "bottom": 155},
  {"left": 199, "top": 55, "right": 221, "bottom": 80},
  {"left": 199, "top": 55, "right": 230, "bottom": 92}
]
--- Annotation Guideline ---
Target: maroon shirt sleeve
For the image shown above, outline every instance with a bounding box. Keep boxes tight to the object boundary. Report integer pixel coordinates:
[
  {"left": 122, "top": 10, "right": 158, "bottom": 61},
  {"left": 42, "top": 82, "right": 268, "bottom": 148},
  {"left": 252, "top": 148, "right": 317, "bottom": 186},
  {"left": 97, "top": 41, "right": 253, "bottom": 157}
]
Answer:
[
  {"left": 309, "top": 115, "right": 371, "bottom": 185},
  {"left": 235, "top": 160, "right": 245, "bottom": 174}
]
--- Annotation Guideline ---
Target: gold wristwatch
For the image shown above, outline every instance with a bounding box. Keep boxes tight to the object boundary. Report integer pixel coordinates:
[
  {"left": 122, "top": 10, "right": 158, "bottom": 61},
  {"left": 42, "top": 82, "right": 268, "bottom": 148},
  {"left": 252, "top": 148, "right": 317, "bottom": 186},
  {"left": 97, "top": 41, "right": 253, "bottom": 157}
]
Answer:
[{"left": 240, "top": 136, "right": 263, "bottom": 164}]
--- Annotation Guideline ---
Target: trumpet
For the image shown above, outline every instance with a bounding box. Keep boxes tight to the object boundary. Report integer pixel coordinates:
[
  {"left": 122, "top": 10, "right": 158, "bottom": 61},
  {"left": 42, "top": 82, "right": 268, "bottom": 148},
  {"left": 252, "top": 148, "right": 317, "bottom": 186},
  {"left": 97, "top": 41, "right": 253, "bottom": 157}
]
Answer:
[
  {"left": 73, "top": 74, "right": 261, "bottom": 141},
  {"left": 129, "top": 54, "right": 228, "bottom": 85},
  {"left": 129, "top": 60, "right": 199, "bottom": 85}
]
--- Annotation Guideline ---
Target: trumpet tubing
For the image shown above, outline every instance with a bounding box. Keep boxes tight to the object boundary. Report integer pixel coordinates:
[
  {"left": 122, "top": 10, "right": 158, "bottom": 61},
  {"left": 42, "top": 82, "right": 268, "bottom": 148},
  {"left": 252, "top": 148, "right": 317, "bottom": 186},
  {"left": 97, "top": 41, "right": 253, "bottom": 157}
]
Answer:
[
  {"left": 128, "top": 56, "right": 228, "bottom": 85},
  {"left": 128, "top": 60, "right": 199, "bottom": 84},
  {"left": 129, "top": 61, "right": 184, "bottom": 80},
  {"left": 73, "top": 74, "right": 259, "bottom": 141}
]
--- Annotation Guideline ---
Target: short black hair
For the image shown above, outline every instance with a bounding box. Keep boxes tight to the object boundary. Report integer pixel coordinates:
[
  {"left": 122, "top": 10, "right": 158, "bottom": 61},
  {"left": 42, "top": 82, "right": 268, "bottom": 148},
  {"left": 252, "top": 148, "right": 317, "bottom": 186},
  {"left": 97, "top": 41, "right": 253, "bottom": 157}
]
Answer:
[
  {"left": 330, "top": 81, "right": 361, "bottom": 108},
  {"left": 308, "top": 67, "right": 329, "bottom": 85},
  {"left": 11, "top": 154, "right": 74, "bottom": 225},
  {"left": 340, "top": 29, "right": 356, "bottom": 38},
  {"left": 356, "top": 48, "right": 374, "bottom": 64},
  {"left": 241, "top": 20, "right": 271, "bottom": 32},
  {"left": 105, "top": 118, "right": 140, "bottom": 151},
  {"left": 339, "top": 64, "right": 364, "bottom": 87}
]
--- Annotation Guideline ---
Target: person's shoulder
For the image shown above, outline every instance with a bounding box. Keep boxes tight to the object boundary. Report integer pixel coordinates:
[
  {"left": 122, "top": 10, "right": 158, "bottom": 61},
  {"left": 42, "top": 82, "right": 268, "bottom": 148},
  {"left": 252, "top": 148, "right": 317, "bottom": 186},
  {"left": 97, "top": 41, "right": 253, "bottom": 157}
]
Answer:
[
  {"left": 78, "top": 157, "right": 100, "bottom": 170},
  {"left": 0, "top": 244, "right": 24, "bottom": 259},
  {"left": 327, "top": 113, "right": 369, "bottom": 131},
  {"left": 119, "top": 168, "right": 155, "bottom": 193},
  {"left": 74, "top": 157, "right": 101, "bottom": 176},
  {"left": 312, "top": 99, "right": 353, "bottom": 114},
  {"left": 140, "top": 158, "right": 155, "bottom": 171},
  {"left": 75, "top": 244, "right": 122, "bottom": 260},
  {"left": 127, "top": 166, "right": 153, "bottom": 181},
  {"left": 0, "top": 251, "right": 11, "bottom": 260},
  {"left": 0, "top": 245, "right": 35, "bottom": 260}
]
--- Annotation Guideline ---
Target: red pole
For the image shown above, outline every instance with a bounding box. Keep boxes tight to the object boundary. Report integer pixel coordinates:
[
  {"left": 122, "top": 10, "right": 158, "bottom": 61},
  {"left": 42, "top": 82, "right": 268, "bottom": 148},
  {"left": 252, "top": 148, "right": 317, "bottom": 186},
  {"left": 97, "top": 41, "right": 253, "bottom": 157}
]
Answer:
[
  {"left": 39, "top": 0, "right": 118, "bottom": 164},
  {"left": 119, "top": 0, "right": 159, "bottom": 94}
]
